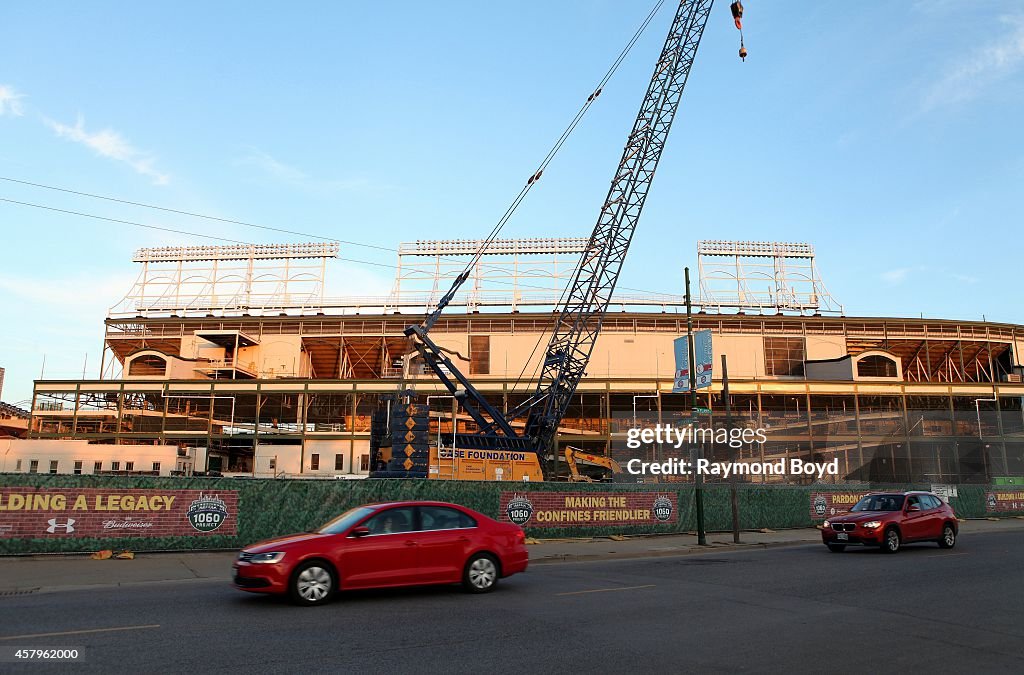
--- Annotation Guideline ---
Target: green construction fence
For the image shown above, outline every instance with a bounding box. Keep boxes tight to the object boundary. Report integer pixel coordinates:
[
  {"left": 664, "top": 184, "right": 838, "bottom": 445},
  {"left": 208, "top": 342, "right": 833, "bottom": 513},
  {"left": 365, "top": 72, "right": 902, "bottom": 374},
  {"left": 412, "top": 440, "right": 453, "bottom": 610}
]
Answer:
[{"left": 0, "top": 474, "right": 1020, "bottom": 555}]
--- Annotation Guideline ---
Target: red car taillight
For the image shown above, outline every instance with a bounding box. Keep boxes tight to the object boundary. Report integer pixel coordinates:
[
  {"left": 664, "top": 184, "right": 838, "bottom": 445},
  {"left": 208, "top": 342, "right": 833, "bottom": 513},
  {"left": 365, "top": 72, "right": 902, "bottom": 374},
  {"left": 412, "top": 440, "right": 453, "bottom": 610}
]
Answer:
[{"left": 516, "top": 530, "right": 526, "bottom": 543}]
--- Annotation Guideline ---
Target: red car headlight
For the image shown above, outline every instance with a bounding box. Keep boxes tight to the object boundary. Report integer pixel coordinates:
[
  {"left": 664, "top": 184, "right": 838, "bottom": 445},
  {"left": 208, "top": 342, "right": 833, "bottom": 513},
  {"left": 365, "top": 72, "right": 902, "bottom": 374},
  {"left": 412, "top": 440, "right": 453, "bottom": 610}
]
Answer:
[{"left": 247, "top": 551, "right": 286, "bottom": 564}]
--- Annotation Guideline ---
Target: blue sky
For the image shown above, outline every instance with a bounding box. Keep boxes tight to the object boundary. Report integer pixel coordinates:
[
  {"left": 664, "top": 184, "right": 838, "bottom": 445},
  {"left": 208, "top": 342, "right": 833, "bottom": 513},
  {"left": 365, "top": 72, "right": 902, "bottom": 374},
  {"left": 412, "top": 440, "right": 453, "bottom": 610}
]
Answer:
[{"left": 1, "top": 0, "right": 1023, "bottom": 403}]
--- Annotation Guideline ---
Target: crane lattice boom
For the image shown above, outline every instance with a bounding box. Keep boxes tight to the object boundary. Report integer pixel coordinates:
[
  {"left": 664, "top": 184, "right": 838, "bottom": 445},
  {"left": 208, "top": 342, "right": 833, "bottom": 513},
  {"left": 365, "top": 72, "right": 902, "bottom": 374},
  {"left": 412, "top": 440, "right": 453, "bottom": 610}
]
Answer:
[{"left": 378, "top": 0, "right": 715, "bottom": 480}]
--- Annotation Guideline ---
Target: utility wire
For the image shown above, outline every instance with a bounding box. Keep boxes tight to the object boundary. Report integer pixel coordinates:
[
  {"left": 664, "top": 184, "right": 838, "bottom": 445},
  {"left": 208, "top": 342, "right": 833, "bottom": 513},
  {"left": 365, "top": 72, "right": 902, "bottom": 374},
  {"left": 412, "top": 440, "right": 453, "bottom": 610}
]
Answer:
[
  {"left": 0, "top": 176, "right": 390, "bottom": 252},
  {"left": 0, "top": 195, "right": 684, "bottom": 302},
  {"left": 0, "top": 197, "right": 250, "bottom": 245},
  {"left": 0, "top": 175, "right": 574, "bottom": 290},
  {"left": 0, "top": 176, "right": 680, "bottom": 299}
]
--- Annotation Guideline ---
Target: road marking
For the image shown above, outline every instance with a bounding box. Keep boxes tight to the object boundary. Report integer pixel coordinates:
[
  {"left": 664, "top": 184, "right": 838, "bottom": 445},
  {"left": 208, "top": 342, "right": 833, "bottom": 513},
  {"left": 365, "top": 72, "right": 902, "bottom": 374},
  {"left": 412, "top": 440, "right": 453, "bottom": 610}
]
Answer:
[
  {"left": 557, "top": 584, "right": 656, "bottom": 596},
  {"left": 0, "top": 624, "right": 160, "bottom": 641}
]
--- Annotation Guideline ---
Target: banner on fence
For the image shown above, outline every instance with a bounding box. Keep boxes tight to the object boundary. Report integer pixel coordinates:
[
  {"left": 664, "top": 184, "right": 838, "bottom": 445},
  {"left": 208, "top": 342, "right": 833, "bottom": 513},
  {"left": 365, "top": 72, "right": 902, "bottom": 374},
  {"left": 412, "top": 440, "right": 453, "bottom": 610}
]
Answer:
[
  {"left": 985, "top": 490, "right": 1024, "bottom": 513},
  {"left": 499, "top": 491, "right": 677, "bottom": 528},
  {"left": 809, "top": 491, "right": 870, "bottom": 519},
  {"left": 0, "top": 488, "right": 238, "bottom": 539}
]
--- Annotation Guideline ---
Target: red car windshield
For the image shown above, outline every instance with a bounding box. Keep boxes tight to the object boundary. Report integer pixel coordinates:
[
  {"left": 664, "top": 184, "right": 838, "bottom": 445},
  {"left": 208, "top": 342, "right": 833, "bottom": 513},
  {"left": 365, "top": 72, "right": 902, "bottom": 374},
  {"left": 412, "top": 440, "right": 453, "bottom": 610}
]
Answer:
[
  {"left": 317, "top": 506, "right": 376, "bottom": 534},
  {"left": 851, "top": 495, "right": 905, "bottom": 512}
]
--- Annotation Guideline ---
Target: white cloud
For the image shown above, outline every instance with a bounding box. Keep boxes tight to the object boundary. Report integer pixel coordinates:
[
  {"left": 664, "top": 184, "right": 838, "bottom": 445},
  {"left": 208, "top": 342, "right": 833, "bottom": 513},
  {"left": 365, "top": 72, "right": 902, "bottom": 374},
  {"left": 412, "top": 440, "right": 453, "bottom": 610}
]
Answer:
[
  {"left": 237, "top": 147, "right": 379, "bottom": 193},
  {"left": 881, "top": 268, "right": 911, "bottom": 284},
  {"left": 922, "top": 15, "right": 1024, "bottom": 111},
  {"left": 45, "top": 115, "right": 170, "bottom": 185},
  {"left": 0, "top": 84, "right": 26, "bottom": 116},
  {"left": 239, "top": 148, "right": 308, "bottom": 183},
  {"left": 880, "top": 265, "right": 982, "bottom": 287},
  {"left": 0, "top": 271, "right": 137, "bottom": 321}
]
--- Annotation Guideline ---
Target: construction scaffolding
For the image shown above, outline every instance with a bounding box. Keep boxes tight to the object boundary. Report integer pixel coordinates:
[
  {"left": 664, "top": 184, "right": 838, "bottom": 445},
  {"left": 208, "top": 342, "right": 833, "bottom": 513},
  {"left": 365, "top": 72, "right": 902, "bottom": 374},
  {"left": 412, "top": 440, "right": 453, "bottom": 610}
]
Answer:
[
  {"left": 697, "top": 240, "right": 844, "bottom": 315},
  {"left": 108, "top": 242, "right": 339, "bottom": 318},
  {"left": 384, "top": 238, "right": 591, "bottom": 313},
  {"left": 103, "top": 237, "right": 853, "bottom": 319}
]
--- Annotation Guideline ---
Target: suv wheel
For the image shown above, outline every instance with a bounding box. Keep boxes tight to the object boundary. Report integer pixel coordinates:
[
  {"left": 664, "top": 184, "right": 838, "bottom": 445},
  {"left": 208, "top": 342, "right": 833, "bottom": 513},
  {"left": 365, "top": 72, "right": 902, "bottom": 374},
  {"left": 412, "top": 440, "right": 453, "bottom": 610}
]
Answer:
[
  {"left": 938, "top": 523, "right": 956, "bottom": 549},
  {"left": 882, "top": 527, "right": 901, "bottom": 554},
  {"left": 463, "top": 553, "right": 499, "bottom": 593},
  {"left": 826, "top": 544, "right": 846, "bottom": 553},
  {"left": 290, "top": 561, "right": 336, "bottom": 606}
]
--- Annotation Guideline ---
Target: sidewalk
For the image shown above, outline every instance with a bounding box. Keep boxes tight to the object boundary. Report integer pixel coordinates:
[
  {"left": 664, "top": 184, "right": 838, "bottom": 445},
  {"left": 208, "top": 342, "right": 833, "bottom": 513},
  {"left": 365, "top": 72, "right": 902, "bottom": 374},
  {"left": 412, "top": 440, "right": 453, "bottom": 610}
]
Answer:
[
  {"left": 528, "top": 527, "right": 822, "bottom": 564},
  {"left": 1, "top": 519, "right": 1022, "bottom": 594},
  {"left": 528, "top": 517, "right": 1024, "bottom": 562}
]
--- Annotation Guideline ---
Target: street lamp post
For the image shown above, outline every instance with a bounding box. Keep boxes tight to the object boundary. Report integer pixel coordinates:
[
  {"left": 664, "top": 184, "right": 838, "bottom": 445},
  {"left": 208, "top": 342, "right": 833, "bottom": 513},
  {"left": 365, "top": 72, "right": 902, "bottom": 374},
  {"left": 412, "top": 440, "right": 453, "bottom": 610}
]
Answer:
[{"left": 685, "top": 266, "right": 707, "bottom": 546}]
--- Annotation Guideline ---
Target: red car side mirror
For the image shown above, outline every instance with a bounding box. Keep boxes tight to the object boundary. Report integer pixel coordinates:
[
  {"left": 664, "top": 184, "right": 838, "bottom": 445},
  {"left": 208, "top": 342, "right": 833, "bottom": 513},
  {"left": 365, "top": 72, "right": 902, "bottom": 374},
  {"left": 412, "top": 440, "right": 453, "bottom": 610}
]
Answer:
[
  {"left": 907, "top": 504, "right": 921, "bottom": 512},
  {"left": 349, "top": 526, "right": 371, "bottom": 538}
]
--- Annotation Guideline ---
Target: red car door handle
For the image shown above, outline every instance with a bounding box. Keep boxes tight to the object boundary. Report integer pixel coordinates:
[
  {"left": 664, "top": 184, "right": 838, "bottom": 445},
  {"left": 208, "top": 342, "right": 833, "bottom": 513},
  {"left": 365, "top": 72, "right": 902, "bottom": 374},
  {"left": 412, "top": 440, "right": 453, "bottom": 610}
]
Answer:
[{"left": 405, "top": 540, "right": 417, "bottom": 547}]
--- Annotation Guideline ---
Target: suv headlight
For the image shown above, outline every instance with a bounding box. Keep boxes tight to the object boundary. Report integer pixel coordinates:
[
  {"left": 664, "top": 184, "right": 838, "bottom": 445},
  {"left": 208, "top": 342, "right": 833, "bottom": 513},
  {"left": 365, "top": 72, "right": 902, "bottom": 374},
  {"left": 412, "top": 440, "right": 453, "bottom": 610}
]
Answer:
[
  {"left": 823, "top": 521, "right": 831, "bottom": 529},
  {"left": 861, "top": 521, "right": 881, "bottom": 529},
  {"left": 248, "top": 551, "right": 286, "bottom": 564}
]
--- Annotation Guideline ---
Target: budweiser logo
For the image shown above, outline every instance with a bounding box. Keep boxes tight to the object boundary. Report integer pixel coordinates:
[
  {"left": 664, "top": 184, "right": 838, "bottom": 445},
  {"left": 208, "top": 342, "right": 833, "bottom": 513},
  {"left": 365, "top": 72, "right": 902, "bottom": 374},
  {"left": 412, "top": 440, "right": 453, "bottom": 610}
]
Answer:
[{"left": 103, "top": 517, "right": 155, "bottom": 530}]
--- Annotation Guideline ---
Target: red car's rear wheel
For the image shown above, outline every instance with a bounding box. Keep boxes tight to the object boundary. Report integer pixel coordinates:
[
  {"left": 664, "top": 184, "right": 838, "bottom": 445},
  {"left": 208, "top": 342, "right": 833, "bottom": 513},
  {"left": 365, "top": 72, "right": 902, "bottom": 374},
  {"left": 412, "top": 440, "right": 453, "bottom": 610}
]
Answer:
[
  {"left": 463, "top": 553, "right": 500, "bottom": 593},
  {"left": 938, "top": 523, "right": 956, "bottom": 549}
]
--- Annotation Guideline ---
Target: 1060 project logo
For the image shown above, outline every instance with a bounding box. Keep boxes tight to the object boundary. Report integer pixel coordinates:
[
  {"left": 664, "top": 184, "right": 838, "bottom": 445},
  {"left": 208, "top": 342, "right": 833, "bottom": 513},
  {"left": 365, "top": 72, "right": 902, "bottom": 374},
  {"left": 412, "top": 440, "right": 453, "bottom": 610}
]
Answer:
[{"left": 186, "top": 494, "right": 230, "bottom": 532}]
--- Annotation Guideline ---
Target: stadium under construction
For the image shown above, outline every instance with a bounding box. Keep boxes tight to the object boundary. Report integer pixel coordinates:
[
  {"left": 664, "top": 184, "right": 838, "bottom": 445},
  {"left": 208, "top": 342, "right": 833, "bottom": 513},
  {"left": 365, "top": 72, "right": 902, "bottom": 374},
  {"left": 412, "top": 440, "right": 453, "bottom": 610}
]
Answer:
[{"left": 11, "top": 237, "right": 1023, "bottom": 486}]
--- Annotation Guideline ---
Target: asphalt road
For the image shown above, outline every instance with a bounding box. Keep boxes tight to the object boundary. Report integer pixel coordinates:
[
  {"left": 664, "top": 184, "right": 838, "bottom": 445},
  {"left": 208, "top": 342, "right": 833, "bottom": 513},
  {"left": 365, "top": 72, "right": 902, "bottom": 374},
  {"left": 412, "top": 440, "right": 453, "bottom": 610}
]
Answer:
[{"left": 2, "top": 531, "right": 1022, "bottom": 674}]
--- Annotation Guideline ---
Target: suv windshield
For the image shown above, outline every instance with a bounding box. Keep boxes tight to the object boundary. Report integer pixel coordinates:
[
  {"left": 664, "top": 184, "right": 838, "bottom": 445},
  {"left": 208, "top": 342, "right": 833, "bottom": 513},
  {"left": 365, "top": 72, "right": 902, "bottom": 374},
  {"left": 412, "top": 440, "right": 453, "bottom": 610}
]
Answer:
[
  {"left": 317, "top": 506, "right": 375, "bottom": 534},
  {"left": 851, "top": 495, "right": 905, "bottom": 512}
]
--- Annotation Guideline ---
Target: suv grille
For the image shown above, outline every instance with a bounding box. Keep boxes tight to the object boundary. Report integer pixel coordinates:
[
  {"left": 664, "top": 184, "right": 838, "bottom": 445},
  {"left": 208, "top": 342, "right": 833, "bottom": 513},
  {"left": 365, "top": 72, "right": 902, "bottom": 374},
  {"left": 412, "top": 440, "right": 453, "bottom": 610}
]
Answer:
[{"left": 832, "top": 523, "right": 855, "bottom": 532}]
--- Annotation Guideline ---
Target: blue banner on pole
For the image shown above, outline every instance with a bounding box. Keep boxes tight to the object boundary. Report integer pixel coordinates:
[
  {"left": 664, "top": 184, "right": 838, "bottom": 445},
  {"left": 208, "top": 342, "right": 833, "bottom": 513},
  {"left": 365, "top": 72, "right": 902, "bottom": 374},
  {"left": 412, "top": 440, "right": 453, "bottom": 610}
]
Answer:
[
  {"left": 672, "top": 329, "right": 713, "bottom": 393},
  {"left": 672, "top": 336, "right": 689, "bottom": 392}
]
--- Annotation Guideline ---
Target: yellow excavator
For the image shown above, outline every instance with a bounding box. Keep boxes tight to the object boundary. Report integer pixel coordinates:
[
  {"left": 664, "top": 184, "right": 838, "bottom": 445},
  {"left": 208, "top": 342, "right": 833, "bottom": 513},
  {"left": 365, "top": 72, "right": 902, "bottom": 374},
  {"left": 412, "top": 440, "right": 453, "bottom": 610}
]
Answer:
[{"left": 564, "top": 447, "right": 622, "bottom": 483}]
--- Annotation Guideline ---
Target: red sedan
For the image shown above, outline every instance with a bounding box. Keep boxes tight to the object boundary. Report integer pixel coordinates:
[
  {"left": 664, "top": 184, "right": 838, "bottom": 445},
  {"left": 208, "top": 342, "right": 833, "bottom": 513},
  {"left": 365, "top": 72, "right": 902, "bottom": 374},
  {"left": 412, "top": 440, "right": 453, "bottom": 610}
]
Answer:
[
  {"left": 233, "top": 501, "right": 528, "bottom": 605},
  {"left": 821, "top": 491, "right": 958, "bottom": 553}
]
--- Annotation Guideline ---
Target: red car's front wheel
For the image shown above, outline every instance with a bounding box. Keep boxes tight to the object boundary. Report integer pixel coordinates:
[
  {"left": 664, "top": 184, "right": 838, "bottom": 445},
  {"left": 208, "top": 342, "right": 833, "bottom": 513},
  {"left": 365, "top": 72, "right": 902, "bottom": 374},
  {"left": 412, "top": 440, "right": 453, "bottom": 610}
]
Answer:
[
  {"left": 290, "top": 561, "right": 336, "bottom": 606},
  {"left": 882, "top": 528, "right": 901, "bottom": 554}
]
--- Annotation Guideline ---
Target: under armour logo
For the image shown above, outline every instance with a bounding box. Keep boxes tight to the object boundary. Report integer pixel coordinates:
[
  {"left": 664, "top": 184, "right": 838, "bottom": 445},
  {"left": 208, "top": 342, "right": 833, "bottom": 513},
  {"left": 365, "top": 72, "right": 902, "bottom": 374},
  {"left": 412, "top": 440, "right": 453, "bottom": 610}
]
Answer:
[{"left": 46, "top": 518, "right": 76, "bottom": 534}]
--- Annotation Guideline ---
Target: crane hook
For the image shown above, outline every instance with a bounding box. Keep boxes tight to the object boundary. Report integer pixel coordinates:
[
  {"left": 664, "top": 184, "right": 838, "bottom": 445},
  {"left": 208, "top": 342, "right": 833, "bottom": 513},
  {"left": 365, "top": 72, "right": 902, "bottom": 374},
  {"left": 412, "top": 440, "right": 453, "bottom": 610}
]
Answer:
[
  {"left": 730, "top": 2, "right": 747, "bottom": 62},
  {"left": 730, "top": 1, "right": 743, "bottom": 30}
]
